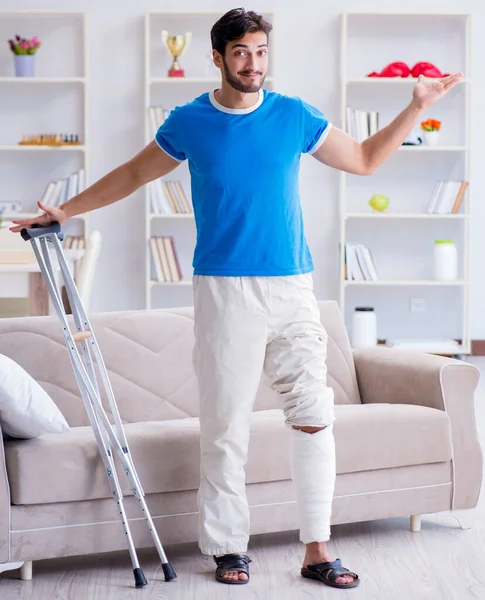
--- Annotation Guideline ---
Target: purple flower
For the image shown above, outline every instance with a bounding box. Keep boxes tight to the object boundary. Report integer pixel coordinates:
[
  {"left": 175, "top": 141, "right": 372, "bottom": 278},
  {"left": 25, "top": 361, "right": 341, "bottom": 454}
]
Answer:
[{"left": 15, "top": 35, "right": 21, "bottom": 41}]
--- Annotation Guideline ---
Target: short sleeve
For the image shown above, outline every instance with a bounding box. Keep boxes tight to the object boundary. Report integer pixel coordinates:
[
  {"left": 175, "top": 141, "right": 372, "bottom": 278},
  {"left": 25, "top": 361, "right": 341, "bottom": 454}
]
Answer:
[
  {"left": 299, "top": 99, "right": 332, "bottom": 154},
  {"left": 155, "top": 107, "right": 187, "bottom": 162}
]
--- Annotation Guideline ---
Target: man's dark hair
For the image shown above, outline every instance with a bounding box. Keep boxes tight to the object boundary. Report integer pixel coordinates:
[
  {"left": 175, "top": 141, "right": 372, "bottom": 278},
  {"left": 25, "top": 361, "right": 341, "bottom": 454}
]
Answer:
[{"left": 211, "top": 8, "right": 273, "bottom": 55}]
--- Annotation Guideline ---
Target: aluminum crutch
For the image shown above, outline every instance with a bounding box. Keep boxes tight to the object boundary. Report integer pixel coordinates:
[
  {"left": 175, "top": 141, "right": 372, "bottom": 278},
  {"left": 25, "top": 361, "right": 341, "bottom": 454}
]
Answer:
[{"left": 20, "top": 222, "right": 177, "bottom": 588}]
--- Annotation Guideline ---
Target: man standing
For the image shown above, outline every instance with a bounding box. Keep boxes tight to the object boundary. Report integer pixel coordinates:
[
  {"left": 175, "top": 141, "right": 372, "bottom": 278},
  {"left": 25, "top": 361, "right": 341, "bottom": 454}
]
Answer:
[{"left": 11, "top": 7, "right": 462, "bottom": 589}]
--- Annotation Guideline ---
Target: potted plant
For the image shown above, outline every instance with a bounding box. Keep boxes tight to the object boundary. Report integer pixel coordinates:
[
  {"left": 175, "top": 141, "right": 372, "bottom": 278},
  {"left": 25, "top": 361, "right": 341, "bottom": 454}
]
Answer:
[
  {"left": 7, "top": 35, "right": 41, "bottom": 77},
  {"left": 421, "top": 118, "right": 441, "bottom": 146}
]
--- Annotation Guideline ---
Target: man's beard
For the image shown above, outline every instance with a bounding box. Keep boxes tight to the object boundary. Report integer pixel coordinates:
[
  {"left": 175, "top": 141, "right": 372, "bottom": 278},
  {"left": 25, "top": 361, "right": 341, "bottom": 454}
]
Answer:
[{"left": 222, "top": 56, "right": 266, "bottom": 93}]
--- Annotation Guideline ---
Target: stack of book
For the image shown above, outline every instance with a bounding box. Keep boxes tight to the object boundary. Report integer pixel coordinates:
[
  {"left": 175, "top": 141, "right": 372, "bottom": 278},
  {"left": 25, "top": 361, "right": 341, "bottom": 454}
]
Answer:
[
  {"left": 150, "top": 236, "right": 183, "bottom": 282},
  {"left": 63, "top": 235, "right": 85, "bottom": 280},
  {"left": 150, "top": 180, "right": 192, "bottom": 215},
  {"left": 346, "top": 107, "right": 379, "bottom": 141},
  {"left": 345, "top": 243, "right": 379, "bottom": 281},
  {"left": 37, "top": 169, "right": 86, "bottom": 212},
  {"left": 425, "top": 180, "right": 468, "bottom": 214},
  {"left": 149, "top": 106, "right": 170, "bottom": 137},
  {"left": 63, "top": 235, "right": 85, "bottom": 251}
]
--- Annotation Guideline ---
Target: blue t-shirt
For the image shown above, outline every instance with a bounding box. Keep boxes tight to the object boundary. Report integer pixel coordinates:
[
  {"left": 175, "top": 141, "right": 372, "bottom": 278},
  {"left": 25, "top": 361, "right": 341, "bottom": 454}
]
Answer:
[{"left": 155, "top": 89, "right": 331, "bottom": 276}]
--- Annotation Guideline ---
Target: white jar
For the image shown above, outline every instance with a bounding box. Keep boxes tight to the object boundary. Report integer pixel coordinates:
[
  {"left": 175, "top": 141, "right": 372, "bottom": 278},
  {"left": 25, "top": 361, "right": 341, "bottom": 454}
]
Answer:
[
  {"left": 351, "top": 307, "right": 377, "bottom": 349},
  {"left": 433, "top": 240, "right": 458, "bottom": 281}
]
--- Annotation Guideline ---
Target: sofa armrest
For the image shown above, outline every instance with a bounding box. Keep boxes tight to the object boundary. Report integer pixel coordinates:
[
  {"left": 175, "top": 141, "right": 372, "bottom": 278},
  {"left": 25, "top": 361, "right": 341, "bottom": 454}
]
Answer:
[
  {"left": 353, "top": 347, "right": 482, "bottom": 510},
  {"left": 0, "top": 426, "right": 10, "bottom": 563}
]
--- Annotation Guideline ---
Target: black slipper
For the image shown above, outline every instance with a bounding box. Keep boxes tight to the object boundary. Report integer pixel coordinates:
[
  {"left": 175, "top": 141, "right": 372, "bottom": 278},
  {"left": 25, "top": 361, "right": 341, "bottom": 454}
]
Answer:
[
  {"left": 213, "top": 553, "right": 251, "bottom": 585},
  {"left": 301, "top": 558, "right": 360, "bottom": 589}
]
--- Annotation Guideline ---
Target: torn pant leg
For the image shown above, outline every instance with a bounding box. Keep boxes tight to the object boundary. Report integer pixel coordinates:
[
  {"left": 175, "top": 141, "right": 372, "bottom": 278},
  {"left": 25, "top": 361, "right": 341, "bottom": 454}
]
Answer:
[{"left": 264, "top": 273, "right": 336, "bottom": 543}]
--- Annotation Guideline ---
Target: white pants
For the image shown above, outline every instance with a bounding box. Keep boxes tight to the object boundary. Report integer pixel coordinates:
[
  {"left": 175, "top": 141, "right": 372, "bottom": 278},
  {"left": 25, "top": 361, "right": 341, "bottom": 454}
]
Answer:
[{"left": 192, "top": 273, "right": 336, "bottom": 556}]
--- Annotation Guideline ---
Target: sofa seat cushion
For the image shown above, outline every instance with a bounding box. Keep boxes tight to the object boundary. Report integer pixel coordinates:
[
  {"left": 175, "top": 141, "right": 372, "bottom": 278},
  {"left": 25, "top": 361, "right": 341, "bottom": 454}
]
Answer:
[
  {"left": 5, "top": 404, "right": 453, "bottom": 505},
  {"left": 333, "top": 403, "right": 452, "bottom": 474},
  {"left": 6, "top": 411, "right": 290, "bottom": 505}
]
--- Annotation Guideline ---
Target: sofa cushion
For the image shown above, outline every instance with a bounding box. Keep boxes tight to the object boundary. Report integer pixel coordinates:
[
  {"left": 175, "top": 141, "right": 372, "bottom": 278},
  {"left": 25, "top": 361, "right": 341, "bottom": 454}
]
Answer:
[
  {"left": 0, "top": 353, "right": 69, "bottom": 439},
  {"left": 5, "top": 404, "right": 453, "bottom": 505},
  {"left": 6, "top": 410, "right": 290, "bottom": 505},
  {"left": 333, "top": 403, "right": 453, "bottom": 473}
]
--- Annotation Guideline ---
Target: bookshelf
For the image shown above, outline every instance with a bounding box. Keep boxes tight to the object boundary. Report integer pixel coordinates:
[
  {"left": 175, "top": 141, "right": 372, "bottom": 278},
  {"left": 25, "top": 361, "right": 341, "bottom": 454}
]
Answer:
[
  {"left": 144, "top": 11, "right": 275, "bottom": 309},
  {"left": 339, "top": 12, "right": 471, "bottom": 355},
  {"left": 0, "top": 10, "right": 89, "bottom": 242}
]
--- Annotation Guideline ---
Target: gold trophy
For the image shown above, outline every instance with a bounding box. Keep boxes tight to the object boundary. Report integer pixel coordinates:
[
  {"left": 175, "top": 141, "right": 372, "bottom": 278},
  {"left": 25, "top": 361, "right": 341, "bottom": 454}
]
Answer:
[{"left": 161, "top": 30, "right": 192, "bottom": 77}]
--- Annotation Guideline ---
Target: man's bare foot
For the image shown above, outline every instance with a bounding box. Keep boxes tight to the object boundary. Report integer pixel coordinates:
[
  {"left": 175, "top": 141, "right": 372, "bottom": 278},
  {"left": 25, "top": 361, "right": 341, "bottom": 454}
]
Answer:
[
  {"left": 220, "top": 570, "right": 248, "bottom": 582},
  {"left": 303, "top": 548, "right": 356, "bottom": 586},
  {"left": 214, "top": 553, "right": 251, "bottom": 584}
]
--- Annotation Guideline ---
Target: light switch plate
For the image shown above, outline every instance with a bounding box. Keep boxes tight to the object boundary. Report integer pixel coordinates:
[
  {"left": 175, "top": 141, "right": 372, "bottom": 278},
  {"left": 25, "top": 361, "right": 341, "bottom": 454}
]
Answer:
[
  {"left": 0, "top": 201, "right": 22, "bottom": 214},
  {"left": 410, "top": 298, "right": 426, "bottom": 312}
]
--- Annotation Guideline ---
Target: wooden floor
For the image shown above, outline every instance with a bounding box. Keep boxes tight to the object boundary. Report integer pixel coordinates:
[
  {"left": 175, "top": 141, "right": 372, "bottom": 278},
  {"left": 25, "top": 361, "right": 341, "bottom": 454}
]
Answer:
[{"left": 2, "top": 357, "right": 485, "bottom": 600}]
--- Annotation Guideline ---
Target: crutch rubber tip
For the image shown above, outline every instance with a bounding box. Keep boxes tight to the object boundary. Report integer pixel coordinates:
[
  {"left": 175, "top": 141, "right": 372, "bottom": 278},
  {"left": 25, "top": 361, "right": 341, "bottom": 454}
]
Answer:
[
  {"left": 162, "top": 562, "right": 177, "bottom": 582},
  {"left": 133, "top": 568, "right": 148, "bottom": 588}
]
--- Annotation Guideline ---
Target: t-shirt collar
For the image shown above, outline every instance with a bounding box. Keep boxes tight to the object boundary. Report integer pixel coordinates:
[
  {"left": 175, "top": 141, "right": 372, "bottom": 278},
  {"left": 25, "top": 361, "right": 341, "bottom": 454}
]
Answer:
[{"left": 209, "top": 89, "right": 264, "bottom": 114}]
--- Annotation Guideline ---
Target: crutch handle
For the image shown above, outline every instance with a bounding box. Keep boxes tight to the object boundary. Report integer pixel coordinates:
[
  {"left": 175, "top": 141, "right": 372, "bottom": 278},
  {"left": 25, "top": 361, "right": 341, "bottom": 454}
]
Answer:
[{"left": 21, "top": 222, "right": 64, "bottom": 242}]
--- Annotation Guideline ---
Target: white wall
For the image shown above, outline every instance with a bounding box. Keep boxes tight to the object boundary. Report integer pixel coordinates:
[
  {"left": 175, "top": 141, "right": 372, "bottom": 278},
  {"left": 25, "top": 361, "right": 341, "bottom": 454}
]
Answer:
[{"left": 4, "top": 0, "right": 485, "bottom": 337}]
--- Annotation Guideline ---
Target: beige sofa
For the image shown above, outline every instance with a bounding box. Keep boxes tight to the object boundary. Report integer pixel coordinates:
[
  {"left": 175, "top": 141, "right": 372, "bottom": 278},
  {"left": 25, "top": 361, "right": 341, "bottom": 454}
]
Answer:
[{"left": 0, "top": 301, "right": 481, "bottom": 580}]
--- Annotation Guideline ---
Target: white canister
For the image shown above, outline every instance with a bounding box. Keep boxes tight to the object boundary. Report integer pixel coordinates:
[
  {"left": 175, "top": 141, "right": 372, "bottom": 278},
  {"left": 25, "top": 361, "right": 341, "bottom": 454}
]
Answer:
[
  {"left": 351, "top": 307, "right": 377, "bottom": 349},
  {"left": 433, "top": 240, "right": 458, "bottom": 281}
]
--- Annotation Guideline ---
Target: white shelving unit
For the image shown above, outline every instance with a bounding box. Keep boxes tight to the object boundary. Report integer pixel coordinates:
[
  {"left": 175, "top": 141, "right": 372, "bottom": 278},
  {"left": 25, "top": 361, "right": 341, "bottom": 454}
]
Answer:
[
  {"left": 144, "top": 11, "right": 274, "bottom": 309},
  {"left": 339, "top": 12, "right": 471, "bottom": 354},
  {"left": 0, "top": 10, "right": 89, "bottom": 239}
]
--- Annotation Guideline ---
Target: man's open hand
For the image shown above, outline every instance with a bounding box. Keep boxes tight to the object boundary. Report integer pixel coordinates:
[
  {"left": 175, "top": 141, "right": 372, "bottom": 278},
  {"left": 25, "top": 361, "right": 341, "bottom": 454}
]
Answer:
[
  {"left": 412, "top": 72, "right": 463, "bottom": 110},
  {"left": 9, "top": 201, "right": 68, "bottom": 233}
]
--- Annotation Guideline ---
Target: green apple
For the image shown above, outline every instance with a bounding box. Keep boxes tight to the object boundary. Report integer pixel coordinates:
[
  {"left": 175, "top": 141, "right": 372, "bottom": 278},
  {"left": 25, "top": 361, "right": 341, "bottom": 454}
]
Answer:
[{"left": 368, "top": 194, "right": 389, "bottom": 212}]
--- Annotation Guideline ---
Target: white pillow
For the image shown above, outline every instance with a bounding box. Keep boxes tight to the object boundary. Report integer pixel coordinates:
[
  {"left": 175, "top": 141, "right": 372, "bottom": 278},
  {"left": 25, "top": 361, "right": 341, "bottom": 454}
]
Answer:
[{"left": 0, "top": 354, "right": 70, "bottom": 438}]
